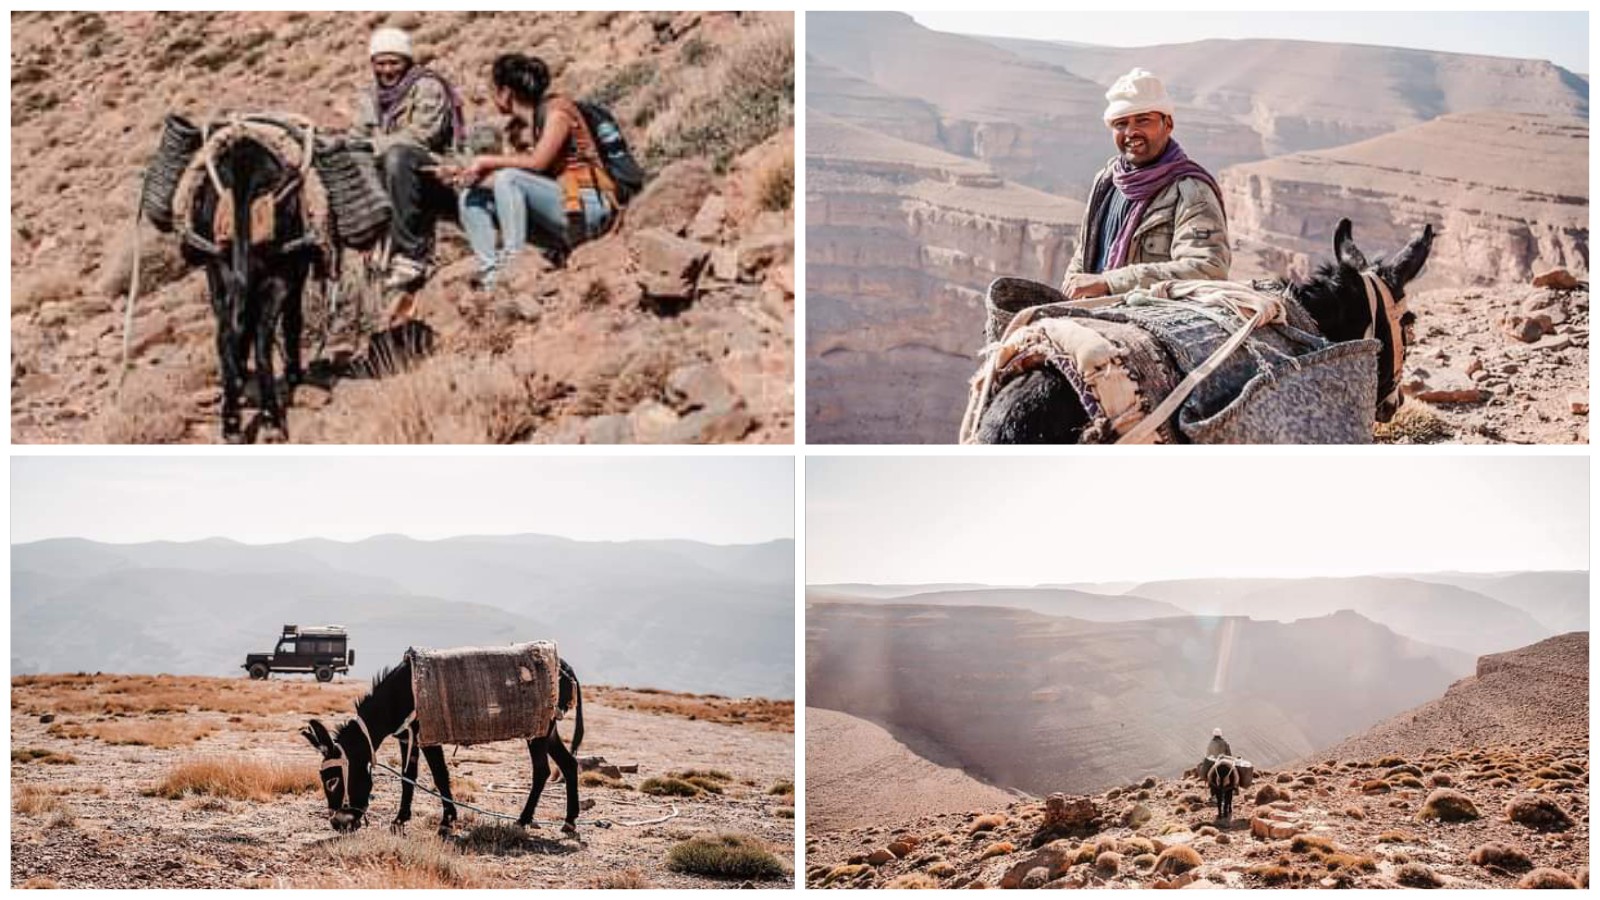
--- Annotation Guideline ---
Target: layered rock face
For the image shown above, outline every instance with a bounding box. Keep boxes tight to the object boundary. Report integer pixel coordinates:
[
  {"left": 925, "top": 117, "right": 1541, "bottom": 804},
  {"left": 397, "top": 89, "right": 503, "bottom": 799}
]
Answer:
[
  {"left": 807, "top": 114, "right": 1078, "bottom": 442},
  {"left": 806, "top": 602, "right": 1465, "bottom": 795},
  {"left": 1221, "top": 111, "right": 1589, "bottom": 285}
]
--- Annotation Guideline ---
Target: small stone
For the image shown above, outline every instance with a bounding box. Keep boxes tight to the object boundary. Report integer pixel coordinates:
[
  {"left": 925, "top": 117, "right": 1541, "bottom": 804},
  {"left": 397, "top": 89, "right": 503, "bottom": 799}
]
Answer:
[
  {"left": 1501, "top": 312, "right": 1552, "bottom": 343},
  {"left": 867, "top": 848, "right": 894, "bottom": 866},
  {"left": 1569, "top": 397, "right": 1589, "bottom": 415},
  {"left": 687, "top": 193, "right": 727, "bottom": 242}
]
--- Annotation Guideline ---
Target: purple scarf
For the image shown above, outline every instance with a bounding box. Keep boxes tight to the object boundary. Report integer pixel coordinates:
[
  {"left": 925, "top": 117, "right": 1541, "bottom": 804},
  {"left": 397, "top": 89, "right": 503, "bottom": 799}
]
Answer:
[
  {"left": 375, "top": 65, "right": 465, "bottom": 147},
  {"left": 1105, "top": 140, "right": 1225, "bottom": 270}
]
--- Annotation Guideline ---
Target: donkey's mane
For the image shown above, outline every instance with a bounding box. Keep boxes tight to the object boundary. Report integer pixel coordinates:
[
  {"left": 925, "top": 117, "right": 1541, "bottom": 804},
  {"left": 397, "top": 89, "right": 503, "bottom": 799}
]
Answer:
[{"left": 340, "top": 661, "right": 411, "bottom": 743}]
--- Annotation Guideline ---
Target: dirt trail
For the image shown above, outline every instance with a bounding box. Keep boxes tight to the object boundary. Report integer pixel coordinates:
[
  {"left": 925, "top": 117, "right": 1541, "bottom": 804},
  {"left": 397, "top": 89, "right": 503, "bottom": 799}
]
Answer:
[{"left": 11, "top": 676, "right": 794, "bottom": 888}]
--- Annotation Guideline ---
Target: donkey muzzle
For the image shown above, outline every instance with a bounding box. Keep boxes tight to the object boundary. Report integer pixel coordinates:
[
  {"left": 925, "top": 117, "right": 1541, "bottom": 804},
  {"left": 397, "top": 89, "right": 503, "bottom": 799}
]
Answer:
[{"left": 331, "top": 809, "right": 364, "bottom": 833}]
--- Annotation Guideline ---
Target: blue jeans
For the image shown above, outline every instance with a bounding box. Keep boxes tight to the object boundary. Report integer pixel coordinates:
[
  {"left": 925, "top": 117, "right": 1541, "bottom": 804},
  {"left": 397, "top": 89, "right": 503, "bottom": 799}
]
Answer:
[{"left": 459, "top": 169, "right": 612, "bottom": 284}]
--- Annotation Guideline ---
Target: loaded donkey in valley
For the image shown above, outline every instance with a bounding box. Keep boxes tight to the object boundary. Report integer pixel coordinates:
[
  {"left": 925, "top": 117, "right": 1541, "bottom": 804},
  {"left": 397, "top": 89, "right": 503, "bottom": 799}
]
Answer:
[{"left": 301, "top": 642, "right": 585, "bottom": 835}]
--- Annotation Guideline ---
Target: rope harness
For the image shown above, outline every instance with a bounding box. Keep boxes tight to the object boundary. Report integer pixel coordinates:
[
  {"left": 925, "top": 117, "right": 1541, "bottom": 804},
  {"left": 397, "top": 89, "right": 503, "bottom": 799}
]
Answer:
[{"left": 961, "top": 271, "right": 1408, "bottom": 443}]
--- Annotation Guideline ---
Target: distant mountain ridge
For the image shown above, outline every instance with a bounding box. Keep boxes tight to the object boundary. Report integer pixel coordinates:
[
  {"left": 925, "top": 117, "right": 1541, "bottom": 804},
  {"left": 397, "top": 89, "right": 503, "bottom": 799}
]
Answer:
[
  {"left": 12, "top": 534, "right": 795, "bottom": 698},
  {"left": 806, "top": 601, "right": 1471, "bottom": 795}
]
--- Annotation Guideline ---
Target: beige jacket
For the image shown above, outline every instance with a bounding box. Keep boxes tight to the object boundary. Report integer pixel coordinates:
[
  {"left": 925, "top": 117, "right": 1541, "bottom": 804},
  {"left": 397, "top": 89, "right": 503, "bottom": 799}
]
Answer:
[
  {"left": 1065, "top": 160, "right": 1231, "bottom": 295},
  {"left": 356, "top": 73, "right": 456, "bottom": 156}
]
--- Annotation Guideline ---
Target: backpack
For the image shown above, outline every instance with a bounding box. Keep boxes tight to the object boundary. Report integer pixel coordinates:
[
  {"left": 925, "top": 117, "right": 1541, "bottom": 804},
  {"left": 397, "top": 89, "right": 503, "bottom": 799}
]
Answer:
[{"left": 572, "top": 100, "right": 646, "bottom": 205}]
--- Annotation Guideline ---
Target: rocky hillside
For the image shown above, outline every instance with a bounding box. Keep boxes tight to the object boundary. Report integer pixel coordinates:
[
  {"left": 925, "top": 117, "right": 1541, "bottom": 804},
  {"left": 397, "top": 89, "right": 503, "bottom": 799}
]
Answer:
[
  {"left": 10, "top": 11, "right": 793, "bottom": 443},
  {"left": 806, "top": 113, "right": 1077, "bottom": 443},
  {"left": 1221, "top": 111, "right": 1589, "bottom": 286},
  {"left": 806, "top": 603, "right": 1469, "bottom": 796},
  {"left": 1319, "top": 632, "right": 1589, "bottom": 762},
  {"left": 806, "top": 707, "right": 1016, "bottom": 834},
  {"left": 806, "top": 634, "right": 1588, "bottom": 890}
]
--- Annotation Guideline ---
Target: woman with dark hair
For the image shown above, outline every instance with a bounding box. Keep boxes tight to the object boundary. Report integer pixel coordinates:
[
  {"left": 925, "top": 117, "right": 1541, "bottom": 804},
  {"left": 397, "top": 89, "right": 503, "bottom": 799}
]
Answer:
[{"left": 445, "top": 53, "right": 618, "bottom": 289}]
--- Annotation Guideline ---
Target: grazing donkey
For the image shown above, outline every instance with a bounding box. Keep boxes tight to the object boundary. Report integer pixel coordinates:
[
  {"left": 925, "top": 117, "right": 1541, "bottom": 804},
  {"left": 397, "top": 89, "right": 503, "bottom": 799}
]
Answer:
[{"left": 301, "top": 656, "right": 585, "bottom": 836}]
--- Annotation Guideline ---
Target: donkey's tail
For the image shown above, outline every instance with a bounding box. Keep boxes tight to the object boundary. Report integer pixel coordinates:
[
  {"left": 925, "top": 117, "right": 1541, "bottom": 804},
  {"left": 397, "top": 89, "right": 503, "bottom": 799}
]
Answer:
[{"left": 569, "top": 668, "right": 584, "bottom": 756}]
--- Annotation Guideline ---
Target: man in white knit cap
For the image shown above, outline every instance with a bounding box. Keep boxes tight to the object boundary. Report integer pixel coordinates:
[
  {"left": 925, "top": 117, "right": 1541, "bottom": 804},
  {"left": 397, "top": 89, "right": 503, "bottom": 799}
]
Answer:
[
  {"left": 1057, "top": 68, "right": 1230, "bottom": 300},
  {"left": 355, "top": 26, "right": 465, "bottom": 292}
]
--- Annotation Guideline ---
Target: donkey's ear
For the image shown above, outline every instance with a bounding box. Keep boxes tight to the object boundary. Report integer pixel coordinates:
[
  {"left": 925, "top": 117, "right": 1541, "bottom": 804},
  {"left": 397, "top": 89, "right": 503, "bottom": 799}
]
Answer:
[
  {"left": 1386, "top": 222, "right": 1436, "bottom": 287},
  {"left": 1333, "top": 218, "right": 1367, "bottom": 271},
  {"left": 303, "top": 718, "right": 332, "bottom": 751}
]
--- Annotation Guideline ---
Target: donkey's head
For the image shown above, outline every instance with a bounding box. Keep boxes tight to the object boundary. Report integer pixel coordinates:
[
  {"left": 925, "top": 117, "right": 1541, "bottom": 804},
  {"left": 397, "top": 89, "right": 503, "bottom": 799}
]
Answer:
[
  {"left": 1302, "top": 218, "right": 1435, "bottom": 422},
  {"left": 301, "top": 718, "right": 374, "bottom": 832}
]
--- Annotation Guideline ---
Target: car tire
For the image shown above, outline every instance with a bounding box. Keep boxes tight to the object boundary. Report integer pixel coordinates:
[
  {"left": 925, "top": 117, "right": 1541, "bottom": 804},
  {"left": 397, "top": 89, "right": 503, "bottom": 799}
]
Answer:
[
  {"left": 315, "top": 666, "right": 333, "bottom": 683},
  {"left": 248, "top": 663, "right": 269, "bottom": 681}
]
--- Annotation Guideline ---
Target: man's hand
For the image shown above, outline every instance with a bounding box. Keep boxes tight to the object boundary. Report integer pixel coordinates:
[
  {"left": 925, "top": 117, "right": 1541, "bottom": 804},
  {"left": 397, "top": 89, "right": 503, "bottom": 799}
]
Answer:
[{"left": 1062, "top": 274, "right": 1111, "bottom": 300}]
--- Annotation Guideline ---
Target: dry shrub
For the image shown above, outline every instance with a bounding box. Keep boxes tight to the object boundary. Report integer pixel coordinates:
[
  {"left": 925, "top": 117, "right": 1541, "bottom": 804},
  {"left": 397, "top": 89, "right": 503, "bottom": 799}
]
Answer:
[
  {"left": 1291, "top": 834, "right": 1336, "bottom": 855},
  {"left": 96, "top": 230, "right": 190, "bottom": 298},
  {"left": 1416, "top": 788, "right": 1480, "bottom": 822},
  {"left": 757, "top": 148, "right": 793, "bottom": 212},
  {"left": 1094, "top": 850, "right": 1122, "bottom": 874},
  {"left": 1469, "top": 841, "right": 1533, "bottom": 871},
  {"left": 586, "top": 867, "right": 654, "bottom": 889},
  {"left": 665, "top": 832, "right": 788, "bottom": 880},
  {"left": 1374, "top": 402, "right": 1451, "bottom": 444},
  {"left": 1396, "top": 862, "right": 1442, "bottom": 888},
  {"left": 351, "top": 357, "right": 544, "bottom": 444},
  {"left": 302, "top": 830, "right": 485, "bottom": 888},
  {"left": 579, "top": 771, "right": 622, "bottom": 788},
  {"left": 641, "top": 776, "right": 700, "bottom": 798},
  {"left": 457, "top": 823, "right": 534, "bottom": 854},
  {"left": 1153, "top": 844, "right": 1201, "bottom": 875},
  {"left": 967, "top": 814, "right": 1005, "bottom": 835},
  {"left": 768, "top": 779, "right": 793, "bottom": 796},
  {"left": 1250, "top": 864, "right": 1307, "bottom": 886},
  {"left": 927, "top": 860, "right": 957, "bottom": 877},
  {"left": 1504, "top": 794, "right": 1574, "bottom": 831},
  {"left": 14, "top": 784, "right": 66, "bottom": 816},
  {"left": 149, "top": 756, "right": 317, "bottom": 801},
  {"left": 19, "top": 876, "right": 60, "bottom": 889},
  {"left": 1377, "top": 830, "right": 1416, "bottom": 844},
  {"left": 980, "top": 841, "right": 1015, "bottom": 860},
  {"left": 1518, "top": 868, "right": 1579, "bottom": 889},
  {"left": 12, "top": 748, "right": 77, "bottom": 765},
  {"left": 645, "top": 25, "right": 793, "bottom": 171}
]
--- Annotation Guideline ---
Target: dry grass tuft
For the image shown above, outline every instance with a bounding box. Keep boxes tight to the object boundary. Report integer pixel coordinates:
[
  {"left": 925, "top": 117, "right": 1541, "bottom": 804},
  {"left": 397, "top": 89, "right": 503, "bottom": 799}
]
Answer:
[
  {"left": 87, "top": 365, "right": 204, "bottom": 444},
  {"left": 1416, "top": 788, "right": 1480, "bottom": 822},
  {"left": 14, "top": 673, "right": 355, "bottom": 718},
  {"left": 14, "top": 784, "right": 67, "bottom": 816},
  {"left": 148, "top": 756, "right": 317, "bottom": 802},
  {"left": 1469, "top": 841, "right": 1533, "bottom": 871},
  {"left": 1374, "top": 402, "right": 1452, "bottom": 444},
  {"left": 301, "top": 829, "right": 486, "bottom": 888},
  {"left": 351, "top": 357, "right": 546, "bottom": 444},
  {"left": 757, "top": 148, "right": 794, "bottom": 212},
  {"left": 768, "top": 779, "right": 793, "bottom": 796},
  {"left": 588, "top": 686, "right": 792, "bottom": 731},
  {"left": 979, "top": 841, "right": 1016, "bottom": 860},
  {"left": 665, "top": 832, "right": 788, "bottom": 880},
  {"left": 12, "top": 748, "right": 78, "bottom": 765},
  {"left": 54, "top": 719, "right": 215, "bottom": 748},
  {"left": 1396, "top": 862, "right": 1443, "bottom": 888},
  {"left": 967, "top": 813, "right": 1006, "bottom": 835},
  {"left": 641, "top": 776, "right": 701, "bottom": 798},
  {"left": 645, "top": 26, "right": 793, "bottom": 171},
  {"left": 1154, "top": 844, "right": 1202, "bottom": 875},
  {"left": 1518, "top": 868, "right": 1579, "bottom": 889}
]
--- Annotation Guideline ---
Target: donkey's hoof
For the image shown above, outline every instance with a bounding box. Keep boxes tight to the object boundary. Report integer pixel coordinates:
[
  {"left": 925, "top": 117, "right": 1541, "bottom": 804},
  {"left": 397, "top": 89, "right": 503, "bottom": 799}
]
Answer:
[
  {"left": 259, "top": 424, "right": 288, "bottom": 444},
  {"left": 561, "top": 821, "right": 578, "bottom": 837},
  {"left": 389, "top": 819, "right": 408, "bottom": 834},
  {"left": 223, "top": 430, "right": 247, "bottom": 445}
]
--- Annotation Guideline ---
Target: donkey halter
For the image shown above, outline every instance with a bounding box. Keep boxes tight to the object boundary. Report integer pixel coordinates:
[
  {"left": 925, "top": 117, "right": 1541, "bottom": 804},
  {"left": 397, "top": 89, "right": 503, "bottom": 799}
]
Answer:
[
  {"left": 1359, "top": 270, "right": 1408, "bottom": 409},
  {"left": 319, "top": 711, "right": 420, "bottom": 819}
]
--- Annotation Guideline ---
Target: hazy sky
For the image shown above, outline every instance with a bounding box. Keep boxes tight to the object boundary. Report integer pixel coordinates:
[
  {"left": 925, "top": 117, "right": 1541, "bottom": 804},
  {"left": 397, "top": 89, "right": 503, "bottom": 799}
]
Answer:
[
  {"left": 12, "top": 456, "right": 794, "bottom": 545},
  {"left": 910, "top": 11, "right": 1589, "bottom": 74},
  {"left": 808, "top": 456, "right": 1589, "bottom": 584}
]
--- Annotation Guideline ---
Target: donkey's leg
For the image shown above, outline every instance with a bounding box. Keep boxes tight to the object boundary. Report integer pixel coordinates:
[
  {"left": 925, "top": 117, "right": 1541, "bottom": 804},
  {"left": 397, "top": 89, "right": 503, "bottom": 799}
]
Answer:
[
  {"left": 253, "top": 285, "right": 285, "bottom": 440},
  {"left": 517, "top": 735, "right": 551, "bottom": 828},
  {"left": 422, "top": 745, "right": 457, "bottom": 836},
  {"left": 207, "top": 267, "right": 246, "bottom": 442},
  {"left": 545, "top": 722, "right": 582, "bottom": 834},
  {"left": 392, "top": 725, "right": 419, "bottom": 830},
  {"left": 282, "top": 268, "right": 306, "bottom": 392}
]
